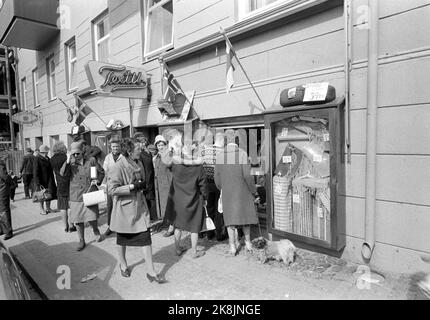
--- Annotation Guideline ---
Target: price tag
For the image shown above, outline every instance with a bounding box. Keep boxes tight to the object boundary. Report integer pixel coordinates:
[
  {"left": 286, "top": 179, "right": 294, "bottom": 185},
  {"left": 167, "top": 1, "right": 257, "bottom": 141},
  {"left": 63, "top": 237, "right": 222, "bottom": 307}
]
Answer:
[
  {"left": 293, "top": 194, "right": 300, "bottom": 203},
  {"left": 313, "top": 154, "right": 323, "bottom": 163},
  {"left": 303, "top": 82, "right": 329, "bottom": 102},
  {"left": 317, "top": 207, "right": 324, "bottom": 218},
  {"left": 323, "top": 133, "right": 330, "bottom": 142},
  {"left": 283, "top": 156, "right": 292, "bottom": 163}
]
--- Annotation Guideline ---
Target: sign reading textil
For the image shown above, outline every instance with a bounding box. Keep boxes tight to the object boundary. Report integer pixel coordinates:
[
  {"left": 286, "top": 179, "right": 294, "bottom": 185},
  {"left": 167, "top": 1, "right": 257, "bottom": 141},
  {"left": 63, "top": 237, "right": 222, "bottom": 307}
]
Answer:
[{"left": 85, "top": 60, "right": 151, "bottom": 99}]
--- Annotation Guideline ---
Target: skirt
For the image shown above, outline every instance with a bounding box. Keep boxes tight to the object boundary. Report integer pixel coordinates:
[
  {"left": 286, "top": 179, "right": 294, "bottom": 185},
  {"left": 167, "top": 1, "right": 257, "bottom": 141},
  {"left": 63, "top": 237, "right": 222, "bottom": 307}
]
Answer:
[
  {"left": 69, "top": 201, "right": 98, "bottom": 223},
  {"left": 57, "top": 196, "right": 69, "bottom": 210},
  {"left": 116, "top": 230, "right": 152, "bottom": 247}
]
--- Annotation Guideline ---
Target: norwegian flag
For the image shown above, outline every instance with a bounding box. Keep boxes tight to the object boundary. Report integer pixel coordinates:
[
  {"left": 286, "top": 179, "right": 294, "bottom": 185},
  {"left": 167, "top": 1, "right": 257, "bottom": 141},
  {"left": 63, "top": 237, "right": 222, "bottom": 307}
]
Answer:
[
  {"left": 163, "top": 68, "right": 182, "bottom": 102},
  {"left": 74, "top": 94, "right": 94, "bottom": 126},
  {"left": 225, "top": 40, "right": 236, "bottom": 94}
]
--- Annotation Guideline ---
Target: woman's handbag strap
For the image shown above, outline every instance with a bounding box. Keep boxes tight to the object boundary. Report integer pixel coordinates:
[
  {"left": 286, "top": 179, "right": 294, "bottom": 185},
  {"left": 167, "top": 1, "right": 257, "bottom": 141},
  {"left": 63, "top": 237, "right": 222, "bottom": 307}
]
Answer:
[{"left": 85, "top": 180, "right": 100, "bottom": 193}]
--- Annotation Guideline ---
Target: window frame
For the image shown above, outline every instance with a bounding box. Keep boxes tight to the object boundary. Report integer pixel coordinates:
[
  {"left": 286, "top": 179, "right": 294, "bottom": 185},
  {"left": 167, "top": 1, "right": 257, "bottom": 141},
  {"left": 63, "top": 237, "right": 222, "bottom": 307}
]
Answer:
[
  {"left": 237, "top": 0, "right": 295, "bottom": 21},
  {"left": 93, "top": 12, "right": 111, "bottom": 62},
  {"left": 46, "top": 55, "right": 57, "bottom": 101},
  {"left": 65, "top": 37, "right": 78, "bottom": 93},
  {"left": 32, "top": 68, "right": 40, "bottom": 107},
  {"left": 143, "top": 0, "right": 174, "bottom": 58},
  {"left": 20, "top": 77, "right": 27, "bottom": 111}
]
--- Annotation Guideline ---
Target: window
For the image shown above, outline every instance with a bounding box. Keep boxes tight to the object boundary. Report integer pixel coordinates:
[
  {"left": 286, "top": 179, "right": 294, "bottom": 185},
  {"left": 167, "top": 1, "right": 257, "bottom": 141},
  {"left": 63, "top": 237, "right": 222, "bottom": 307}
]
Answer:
[
  {"left": 238, "top": 0, "right": 293, "bottom": 20},
  {"left": 93, "top": 12, "right": 110, "bottom": 62},
  {"left": 46, "top": 55, "right": 57, "bottom": 100},
  {"left": 65, "top": 38, "right": 78, "bottom": 92},
  {"left": 32, "top": 68, "right": 40, "bottom": 107},
  {"left": 144, "top": 0, "right": 173, "bottom": 57},
  {"left": 21, "top": 77, "right": 27, "bottom": 110}
]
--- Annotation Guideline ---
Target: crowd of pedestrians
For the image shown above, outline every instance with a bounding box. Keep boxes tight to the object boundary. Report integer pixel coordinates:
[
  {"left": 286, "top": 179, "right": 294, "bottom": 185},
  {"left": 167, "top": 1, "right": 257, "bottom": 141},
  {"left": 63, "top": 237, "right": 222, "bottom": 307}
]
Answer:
[{"left": 0, "top": 129, "right": 260, "bottom": 283}]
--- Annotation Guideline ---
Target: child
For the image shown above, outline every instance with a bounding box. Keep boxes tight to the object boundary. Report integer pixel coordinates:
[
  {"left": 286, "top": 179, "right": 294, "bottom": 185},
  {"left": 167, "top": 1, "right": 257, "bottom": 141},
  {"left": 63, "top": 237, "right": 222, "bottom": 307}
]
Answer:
[{"left": 8, "top": 171, "right": 18, "bottom": 202}]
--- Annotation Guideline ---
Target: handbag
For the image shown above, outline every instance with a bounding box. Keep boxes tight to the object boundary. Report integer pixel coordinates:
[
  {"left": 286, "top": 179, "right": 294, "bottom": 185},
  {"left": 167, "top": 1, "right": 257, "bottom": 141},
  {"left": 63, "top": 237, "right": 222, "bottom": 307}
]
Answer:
[
  {"left": 32, "top": 185, "right": 52, "bottom": 202},
  {"left": 201, "top": 205, "right": 216, "bottom": 232},
  {"left": 83, "top": 181, "right": 106, "bottom": 207}
]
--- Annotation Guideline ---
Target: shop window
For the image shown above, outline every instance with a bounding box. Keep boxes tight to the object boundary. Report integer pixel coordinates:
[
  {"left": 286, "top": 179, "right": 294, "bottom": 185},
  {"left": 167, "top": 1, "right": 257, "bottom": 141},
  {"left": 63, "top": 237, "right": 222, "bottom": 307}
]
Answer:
[
  {"left": 238, "top": 0, "right": 295, "bottom": 20},
  {"left": 32, "top": 68, "right": 40, "bottom": 107},
  {"left": 46, "top": 55, "right": 57, "bottom": 100},
  {"left": 93, "top": 11, "right": 110, "bottom": 62},
  {"left": 20, "top": 77, "right": 27, "bottom": 110},
  {"left": 143, "top": 0, "right": 173, "bottom": 57},
  {"left": 65, "top": 37, "right": 78, "bottom": 92}
]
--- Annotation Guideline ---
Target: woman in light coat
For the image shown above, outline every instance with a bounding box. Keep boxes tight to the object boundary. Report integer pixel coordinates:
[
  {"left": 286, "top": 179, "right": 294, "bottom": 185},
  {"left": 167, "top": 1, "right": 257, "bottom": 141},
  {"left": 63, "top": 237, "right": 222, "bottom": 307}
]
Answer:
[{"left": 108, "top": 139, "right": 165, "bottom": 283}]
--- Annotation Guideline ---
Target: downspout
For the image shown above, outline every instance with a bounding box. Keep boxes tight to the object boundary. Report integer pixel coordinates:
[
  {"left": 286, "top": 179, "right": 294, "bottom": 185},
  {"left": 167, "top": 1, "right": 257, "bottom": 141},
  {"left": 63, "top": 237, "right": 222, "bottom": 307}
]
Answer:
[
  {"left": 362, "top": 0, "right": 379, "bottom": 261},
  {"left": 344, "top": 0, "right": 352, "bottom": 164}
]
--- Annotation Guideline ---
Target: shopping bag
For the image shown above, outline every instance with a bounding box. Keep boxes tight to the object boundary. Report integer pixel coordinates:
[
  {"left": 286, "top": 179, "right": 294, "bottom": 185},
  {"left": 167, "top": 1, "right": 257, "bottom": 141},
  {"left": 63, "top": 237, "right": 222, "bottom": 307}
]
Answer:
[
  {"left": 201, "top": 206, "right": 216, "bottom": 232},
  {"left": 32, "top": 185, "right": 52, "bottom": 202},
  {"left": 83, "top": 182, "right": 106, "bottom": 207},
  {"left": 218, "top": 190, "right": 223, "bottom": 213}
]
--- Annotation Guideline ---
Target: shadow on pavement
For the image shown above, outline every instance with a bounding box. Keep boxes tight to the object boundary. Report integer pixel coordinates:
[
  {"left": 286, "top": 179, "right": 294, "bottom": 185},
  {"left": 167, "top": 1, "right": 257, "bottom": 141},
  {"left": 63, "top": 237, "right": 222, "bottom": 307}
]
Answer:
[
  {"left": 408, "top": 272, "right": 430, "bottom": 300},
  {"left": 10, "top": 239, "right": 122, "bottom": 300},
  {"left": 13, "top": 216, "right": 62, "bottom": 237}
]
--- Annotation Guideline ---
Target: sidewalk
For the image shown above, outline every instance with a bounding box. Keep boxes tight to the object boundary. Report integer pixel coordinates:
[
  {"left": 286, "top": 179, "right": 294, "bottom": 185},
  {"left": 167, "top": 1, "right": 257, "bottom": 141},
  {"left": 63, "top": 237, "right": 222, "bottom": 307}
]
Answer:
[{"left": 2, "top": 185, "right": 423, "bottom": 300}]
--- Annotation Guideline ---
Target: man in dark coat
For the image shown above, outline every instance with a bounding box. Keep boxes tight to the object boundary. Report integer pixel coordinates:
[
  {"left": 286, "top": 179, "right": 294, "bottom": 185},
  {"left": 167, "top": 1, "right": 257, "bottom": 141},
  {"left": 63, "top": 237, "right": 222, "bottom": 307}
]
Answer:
[
  {"left": 20, "top": 148, "right": 35, "bottom": 199},
  {"left": 133, "top": 133, "right": 157, "bottom": 221},
  {"left": 0, "top": 159, "right": 13, "bottom": 240}
]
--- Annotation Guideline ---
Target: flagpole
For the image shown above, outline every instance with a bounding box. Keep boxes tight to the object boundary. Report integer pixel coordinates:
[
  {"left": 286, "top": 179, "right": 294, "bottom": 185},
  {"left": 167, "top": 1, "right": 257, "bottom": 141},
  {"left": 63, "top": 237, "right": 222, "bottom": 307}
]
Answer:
[
  {"left": 74, "top": 93, "right": 108, "bottom": 127},
  {"left": 219, "top": 27, "right": 266, "bottom": 111}
]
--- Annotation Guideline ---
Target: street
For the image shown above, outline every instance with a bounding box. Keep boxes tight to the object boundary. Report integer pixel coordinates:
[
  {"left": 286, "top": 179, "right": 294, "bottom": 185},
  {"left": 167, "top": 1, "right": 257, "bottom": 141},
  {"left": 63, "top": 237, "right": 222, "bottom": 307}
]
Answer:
[{"left": 2, "top": 185, "right": 424, "bottom": 300}]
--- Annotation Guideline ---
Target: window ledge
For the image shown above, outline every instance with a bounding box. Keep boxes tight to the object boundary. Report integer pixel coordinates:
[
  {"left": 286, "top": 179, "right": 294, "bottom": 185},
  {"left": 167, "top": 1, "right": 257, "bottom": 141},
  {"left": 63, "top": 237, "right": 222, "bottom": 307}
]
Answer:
[
  {"left": 161, "top": 0, "right": 340, "bottom": 63},
  {"left": 67, "top": 88, "right": 78, "bottom": 95},
  {"left": 48, "top": 97, "right": 57, "bottom": 103}
]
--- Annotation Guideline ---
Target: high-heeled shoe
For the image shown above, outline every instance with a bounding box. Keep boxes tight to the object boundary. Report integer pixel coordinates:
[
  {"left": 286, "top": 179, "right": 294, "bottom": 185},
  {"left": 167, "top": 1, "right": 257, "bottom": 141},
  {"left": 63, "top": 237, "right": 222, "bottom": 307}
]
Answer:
[
  {"left": 229, "top": 245, "right": 238, "bottom": 257},
  {"left": 245, "top": 242, "right": 253, "bottom": 254},
  {"left": 120, "top": 265, "right": 130, "bottom": 278},
  {"left": 175, "top": 246, "right": 187, "bottom": 256},
  {"left": 146, "top": 273, "right": 166, "bottom": 284}
]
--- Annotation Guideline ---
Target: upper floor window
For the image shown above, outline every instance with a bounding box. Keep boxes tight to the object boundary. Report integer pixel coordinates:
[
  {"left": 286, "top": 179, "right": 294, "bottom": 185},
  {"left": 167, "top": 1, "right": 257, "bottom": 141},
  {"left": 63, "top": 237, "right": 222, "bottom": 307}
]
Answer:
[
  {"left": 46, "top": 55, "right": 57, "bottom": 100},
  {"left": 93, "top": 12, "right": 110, "bottom": 62},
  {"left": 144, "top": 0, "right": 173, "bottom": 57},
  {"left": 238, "top": 0, "right": 293, "bottom": 20},
  {"left": 21, "top": 77, "right": 27, "bottom": 110},
  {"left": 65, "top": 37, "right": 78, "bottom": 92},
  {"left": 32, "top": 68, "right": 40, "bottom": 107}
]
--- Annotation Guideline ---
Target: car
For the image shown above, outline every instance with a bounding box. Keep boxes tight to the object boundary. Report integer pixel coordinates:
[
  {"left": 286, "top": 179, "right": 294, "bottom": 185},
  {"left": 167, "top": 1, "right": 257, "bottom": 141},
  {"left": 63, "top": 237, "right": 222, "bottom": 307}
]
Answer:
[{"left": 0, "top": 240, "right": 31, "bottom": 300}]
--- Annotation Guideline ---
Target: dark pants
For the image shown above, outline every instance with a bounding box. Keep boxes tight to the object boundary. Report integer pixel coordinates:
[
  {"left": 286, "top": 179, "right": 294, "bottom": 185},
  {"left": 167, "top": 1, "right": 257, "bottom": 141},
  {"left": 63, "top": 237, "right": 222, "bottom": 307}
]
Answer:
[
  {"left": 0, "top": 206, "right": 12, "bottom": 235},
  {"left": 147, "top": 198, "right": 157, "bottom": 221},
  {"left": 206, "top": 184, "right": 226, "bottom": 239},
  {"left": 106, "top": 194, "right": 113, "bottom": 227},
  {"left": 10, "top": 188, "right": 16, "bottom": 201},
  {"left": 22, "top": 174, "right": 33, "bottom": 198}
]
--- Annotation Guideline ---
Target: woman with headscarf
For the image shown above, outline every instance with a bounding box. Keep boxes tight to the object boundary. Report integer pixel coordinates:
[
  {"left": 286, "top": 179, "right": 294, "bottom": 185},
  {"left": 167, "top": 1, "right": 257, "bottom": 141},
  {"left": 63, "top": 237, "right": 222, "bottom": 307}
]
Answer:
[
  {"left": 165, "top": 142, "right": 208, "bottom": 259},
  {"left": 61, "top": 141, "right": 105, "bottom": 251},
  {"left": 50, "top": 141, "right": 75, "bottom": 233},
  {"left": 33, "top": 145, "right": 57, "bottom": 215},
  {"left": 108, "top": 139, "right": 165, "bottom": 282}
]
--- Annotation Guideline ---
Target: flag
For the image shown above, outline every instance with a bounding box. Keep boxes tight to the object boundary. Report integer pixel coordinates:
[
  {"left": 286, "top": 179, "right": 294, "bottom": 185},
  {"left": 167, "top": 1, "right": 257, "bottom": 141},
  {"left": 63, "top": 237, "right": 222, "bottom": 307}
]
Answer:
[
  {"left": 74, "top": 95, "right": 94, "bottom": 126},
  {"left": 163, "top": 67, "right": 182, "bottom": 102},
  {"left": 226, "top": 40, "right": 235, "bottom": 93}
]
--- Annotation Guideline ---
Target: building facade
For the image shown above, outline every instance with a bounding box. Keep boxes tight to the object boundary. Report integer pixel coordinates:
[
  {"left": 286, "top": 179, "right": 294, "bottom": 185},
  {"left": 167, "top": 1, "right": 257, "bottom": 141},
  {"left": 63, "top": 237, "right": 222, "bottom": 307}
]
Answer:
[{"left": 1, "top": 0, "right": 429, "bottom": 274}]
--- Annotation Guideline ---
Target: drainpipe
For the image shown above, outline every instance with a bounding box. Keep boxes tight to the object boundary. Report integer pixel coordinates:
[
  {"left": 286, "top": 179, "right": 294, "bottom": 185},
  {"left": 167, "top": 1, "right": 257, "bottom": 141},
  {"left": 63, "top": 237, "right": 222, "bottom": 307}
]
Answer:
[
  {"left": 344, "top": 0, "right": 352, "bottom": 164},
  {"left": 362, "top": 0, "right": 379, "bottom": 261}
]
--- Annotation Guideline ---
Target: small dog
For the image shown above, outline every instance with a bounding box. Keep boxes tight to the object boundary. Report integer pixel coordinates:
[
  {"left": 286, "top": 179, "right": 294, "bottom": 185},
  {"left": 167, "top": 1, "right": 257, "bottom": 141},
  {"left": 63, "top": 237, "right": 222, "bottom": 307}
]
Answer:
[{"left": 252, "top": 237, "right": 296, "bottom": 266}]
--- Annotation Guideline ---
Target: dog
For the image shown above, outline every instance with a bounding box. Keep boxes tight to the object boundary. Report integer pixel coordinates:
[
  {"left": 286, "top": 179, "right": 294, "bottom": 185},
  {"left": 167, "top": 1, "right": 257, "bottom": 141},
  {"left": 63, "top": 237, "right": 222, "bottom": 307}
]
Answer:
[{"left": 252, "top": 237, "right": 296, "bottom": 266}]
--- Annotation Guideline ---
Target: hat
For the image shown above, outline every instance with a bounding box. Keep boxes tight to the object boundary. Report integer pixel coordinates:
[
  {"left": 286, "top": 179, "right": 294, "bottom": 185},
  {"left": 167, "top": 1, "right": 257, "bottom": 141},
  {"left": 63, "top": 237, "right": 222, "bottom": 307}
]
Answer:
[
  {"left": 132, "top": 132, "right": 145, "bottom": 139},
  {"left": 70, "top": 141, "right": 83, "bottom": 154},
  {"left": 148, "top": 144, "right": 157, "bottom": 152},
  {"left": 26, "top": 147, "right": 33, "bottom": 153},
  {"left": 154, "top": 135, "right": 167, "bottom": 146},
  {"left": 39, "top": 145, "right": 50, "bottom": 153}
]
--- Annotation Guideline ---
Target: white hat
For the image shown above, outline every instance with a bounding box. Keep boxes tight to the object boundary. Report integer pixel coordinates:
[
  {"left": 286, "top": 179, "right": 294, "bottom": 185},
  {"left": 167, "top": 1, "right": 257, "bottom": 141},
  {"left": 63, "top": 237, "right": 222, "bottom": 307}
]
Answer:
[
  {"left": 39, "top": 145, "right": 50, "bottom": 153},
  {"left": 154, "top": 135, "right": 167, "bottom": 146}
]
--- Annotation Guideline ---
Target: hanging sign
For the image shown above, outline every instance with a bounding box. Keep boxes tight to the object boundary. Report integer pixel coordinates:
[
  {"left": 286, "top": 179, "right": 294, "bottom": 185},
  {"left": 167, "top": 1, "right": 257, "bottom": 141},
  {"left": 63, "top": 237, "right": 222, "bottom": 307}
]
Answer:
[
  {"left": 85, "top": 60, "right": 151, "bottom": 100},
  {"left": 11, "top": 110, "right": 41, "bottom": 125}
]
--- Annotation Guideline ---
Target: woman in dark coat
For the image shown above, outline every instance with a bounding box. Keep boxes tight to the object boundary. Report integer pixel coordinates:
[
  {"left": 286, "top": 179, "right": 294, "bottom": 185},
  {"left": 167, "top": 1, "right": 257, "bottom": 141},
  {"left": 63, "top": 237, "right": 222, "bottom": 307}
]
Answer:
[
  {"left": 215, "top": 133, "right": 258, "bottom": 256},
  {"left": 51, "top": 141, "right": 75, "bottom": 233},
  {"left": 34, "top": 145, "right": 57, "bottom": 215},
  {"left": 166, "top": 144, "right": 207, "bottom": 259},
  {"left": 0, "top": 159, "right": 13, "bottom": 240}
]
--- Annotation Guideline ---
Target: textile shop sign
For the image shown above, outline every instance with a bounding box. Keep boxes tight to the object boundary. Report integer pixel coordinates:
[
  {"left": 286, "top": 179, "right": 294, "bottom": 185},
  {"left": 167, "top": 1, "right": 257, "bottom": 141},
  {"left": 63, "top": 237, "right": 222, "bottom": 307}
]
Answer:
[
  {"left": 11, "top": 110, "right": 41, "bottom": 125},
  {"left": 85, "top": 60, "right": 151, "bottom": 100}
]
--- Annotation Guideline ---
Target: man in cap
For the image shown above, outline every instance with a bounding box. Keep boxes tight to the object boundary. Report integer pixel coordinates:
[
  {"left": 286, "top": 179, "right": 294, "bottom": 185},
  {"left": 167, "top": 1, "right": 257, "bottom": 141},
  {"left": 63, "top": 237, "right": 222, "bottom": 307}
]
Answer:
[
  {"left": 102, "top": 136, "right": 122, "bottom": 236},
  {"left": 133, "top": 132, "right": 157, "bottom": 221},
  {"left": 20, "top": 147, "right": 35, "bottom": 199}
]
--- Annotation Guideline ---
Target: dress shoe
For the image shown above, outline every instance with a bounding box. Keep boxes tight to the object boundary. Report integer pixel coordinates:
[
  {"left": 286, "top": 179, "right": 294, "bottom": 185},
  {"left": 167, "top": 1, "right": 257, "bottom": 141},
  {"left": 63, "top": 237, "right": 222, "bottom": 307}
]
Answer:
[
  {"left": 76, "top": 241, "right": 86, "bottom": 251},
  {"left": 120, "top": 265, "right": 130, "bottom": 278},
  {"left": 4, "top": 232, "right": 13, "bottom": 240},
  {"left": 40, "top": 210, "right": 48, "bottom": 215},
  {"left": 163, "top": 230, "right": 174, "bottom": 237},
  {"left": 175, "top": 246, "right": 187, "bottom": 256},
  {"left": 69, "top": 226, "right": 77, "bottom": 233},
  {"left": 146, "top": 273, "right": 166, "bottom": 284},
  {"left": 192, "top": 251, "right": 206, "bottom": 259},
  {"left": 94, "top": 234, "right": 105, "bottom": 242},
  {"left": 104, "top": 228, "right": 113, "bottom": 237}
]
